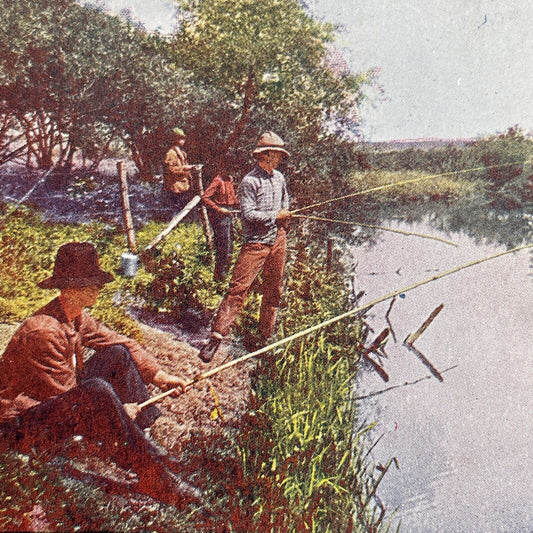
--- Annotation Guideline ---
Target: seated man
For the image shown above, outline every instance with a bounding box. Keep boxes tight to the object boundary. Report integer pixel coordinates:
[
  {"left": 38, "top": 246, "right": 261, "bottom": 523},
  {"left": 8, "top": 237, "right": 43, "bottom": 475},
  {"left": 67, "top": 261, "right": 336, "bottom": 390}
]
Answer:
[{"left": 0, "top": 242, "right": 201, "bottom": 509}]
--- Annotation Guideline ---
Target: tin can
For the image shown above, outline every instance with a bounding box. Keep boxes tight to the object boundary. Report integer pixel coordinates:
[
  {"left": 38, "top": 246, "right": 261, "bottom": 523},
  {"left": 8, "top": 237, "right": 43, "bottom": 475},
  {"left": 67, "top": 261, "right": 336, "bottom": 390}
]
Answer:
[{"left": 120, "top": 252, "right": 139, "bottom": 277}]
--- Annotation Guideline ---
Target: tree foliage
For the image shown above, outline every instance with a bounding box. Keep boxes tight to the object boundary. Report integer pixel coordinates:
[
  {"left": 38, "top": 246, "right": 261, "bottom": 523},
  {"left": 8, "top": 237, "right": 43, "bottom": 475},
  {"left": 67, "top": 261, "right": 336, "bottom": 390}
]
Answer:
[
  {"left": 172, "top": 0, "right": 371, "bottom": 159},
  {"left": 0, "top": 0, "right": 212, "bottom": 176}
]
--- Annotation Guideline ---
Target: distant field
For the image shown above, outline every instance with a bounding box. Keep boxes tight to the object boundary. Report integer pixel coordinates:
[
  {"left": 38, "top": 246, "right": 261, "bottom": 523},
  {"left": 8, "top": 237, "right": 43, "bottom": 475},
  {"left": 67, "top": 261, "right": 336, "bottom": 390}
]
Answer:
[{"left": 349, "top": 169, "right": 485, "bottom": 201}]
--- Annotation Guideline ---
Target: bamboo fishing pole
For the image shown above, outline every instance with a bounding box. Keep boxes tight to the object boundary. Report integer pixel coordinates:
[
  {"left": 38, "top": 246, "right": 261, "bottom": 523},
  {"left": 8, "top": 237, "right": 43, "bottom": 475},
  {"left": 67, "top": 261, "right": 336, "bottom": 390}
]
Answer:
[
  {"left": 291, "top": 160, "right": 531, "bottom": 215},
  {"left": 138, "top": 241, "right": 533, "bottom": 409},
  {"left": 293, "top": 213, "right": 459, "bottom": 247}
]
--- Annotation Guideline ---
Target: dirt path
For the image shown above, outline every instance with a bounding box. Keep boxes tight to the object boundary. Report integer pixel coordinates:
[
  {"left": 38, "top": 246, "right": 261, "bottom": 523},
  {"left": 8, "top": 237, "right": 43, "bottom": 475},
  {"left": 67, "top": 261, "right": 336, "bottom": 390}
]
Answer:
[{"left": 138, "top": 320, "right": 254, "bottom": 453}]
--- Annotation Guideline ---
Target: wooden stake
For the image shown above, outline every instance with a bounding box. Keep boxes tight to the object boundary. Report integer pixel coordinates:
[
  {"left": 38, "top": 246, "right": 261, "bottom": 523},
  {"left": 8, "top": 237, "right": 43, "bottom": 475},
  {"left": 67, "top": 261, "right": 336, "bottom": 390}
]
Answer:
[
  {"left": 385, "top": 296, "right": 398, "bottom": 342},
  {"left": 142, "top": 195, "right": 201, "bottom": 253},
  {"left": 403, "top": 342, "right": 444, "bottom": 382},
  {"left": 118, "top": 161, "right": 137, "bottom": 254},
  {"left": 195, "top": 166, "right": 214, "bottom": 251},
  {"left": 405, "top": 304, "right": 444, "bottom": 346},
  {"left": 360, "top": 328, "right": 390, "bottom": 382},
  {"left": 362, "top": 353, "right": 389, "bottom": 382},
  {"left": 403, "top": 304, "right": 445, "bottom": 381}
]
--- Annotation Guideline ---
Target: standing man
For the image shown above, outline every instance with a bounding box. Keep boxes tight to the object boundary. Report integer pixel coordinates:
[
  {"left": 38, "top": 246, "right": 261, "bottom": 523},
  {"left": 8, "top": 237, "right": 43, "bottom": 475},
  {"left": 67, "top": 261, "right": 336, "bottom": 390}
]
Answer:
[
  {"left": 163, "top": 127, "right": 194, "bottom": 214},
  {"left": 198, "top": 132, "right": 292, "bottom": 363},
  {"left": 0, "top": 242, "right": 202, "bottom": 509},
  {"left": 201, "top": 156, "right": 240, "bottom": 282}
]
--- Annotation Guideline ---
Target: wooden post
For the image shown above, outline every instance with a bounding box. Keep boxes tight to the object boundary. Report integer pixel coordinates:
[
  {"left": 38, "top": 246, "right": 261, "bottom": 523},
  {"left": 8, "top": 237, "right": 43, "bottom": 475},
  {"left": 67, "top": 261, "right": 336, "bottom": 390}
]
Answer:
[
  {"left": 403, "top": 304, "right": 445, "bottom": 382},
  {"left": 118, "top": 161, "right": 137, "bottom": 254},
  {"left": 360, "top": 328, "right": 390, "bottom": 382},
  {"left": 403, "top": 342, "right": 444, "bottom": 382},
  {"left": 404, "top": 304, "right": 444, "bottom": 346},
  {"left": 195, "top": 166, "right": 214, "bottom": 251},
  {"left": 142, "top": 195, "right": 201, "bottom": 253},
  {"left": 326, "top": 239, "right": 333, "bottom": 274}
]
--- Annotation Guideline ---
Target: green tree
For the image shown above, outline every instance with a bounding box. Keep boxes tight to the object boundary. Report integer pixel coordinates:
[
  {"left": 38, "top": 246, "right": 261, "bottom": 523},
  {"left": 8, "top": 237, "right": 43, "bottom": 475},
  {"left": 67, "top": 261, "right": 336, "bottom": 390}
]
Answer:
[
  {"left": 0, "top": 0, "right": 208, "bottom": 178},
  {"left": 172, "top": 0, "right": 371, "bottom": 158}
]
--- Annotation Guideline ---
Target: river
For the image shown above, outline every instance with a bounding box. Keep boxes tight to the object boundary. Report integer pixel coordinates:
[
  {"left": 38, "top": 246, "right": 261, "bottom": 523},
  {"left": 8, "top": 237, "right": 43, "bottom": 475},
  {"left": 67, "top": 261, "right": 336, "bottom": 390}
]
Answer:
[{"left": 351, "top": 219, "right": 533, "bottom": 532}]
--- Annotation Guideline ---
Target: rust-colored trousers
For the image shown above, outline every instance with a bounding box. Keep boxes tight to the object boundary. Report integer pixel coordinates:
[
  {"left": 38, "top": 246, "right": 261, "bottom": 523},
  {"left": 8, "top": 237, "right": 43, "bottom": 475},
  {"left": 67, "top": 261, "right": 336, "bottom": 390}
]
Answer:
[{"left": 213, "top": 228, "right": 287, "bottom": 338}]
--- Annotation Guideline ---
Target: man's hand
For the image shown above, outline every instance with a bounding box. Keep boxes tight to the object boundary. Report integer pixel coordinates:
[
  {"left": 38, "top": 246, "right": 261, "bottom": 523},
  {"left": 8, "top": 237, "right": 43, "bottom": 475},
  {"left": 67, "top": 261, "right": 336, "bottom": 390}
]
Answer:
[
  {"left": 276, "top": 209, "right": 292, "bottom": 229},
  {"left": 124, "top": 403, "right": 141, "bottom": 420},
  {"left": 153, "top": 370, "right": 188, "bottom": 395}
]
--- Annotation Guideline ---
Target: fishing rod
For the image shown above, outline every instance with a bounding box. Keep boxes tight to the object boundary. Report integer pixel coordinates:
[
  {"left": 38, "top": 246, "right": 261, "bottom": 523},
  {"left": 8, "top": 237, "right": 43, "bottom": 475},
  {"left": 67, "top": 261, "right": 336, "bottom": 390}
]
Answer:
[
  {"left": 293, "top": 213, "right": 458, "bottom": 247},
  {"left": 291, "top": 160, "right": 531, "bottom": 215},
  {"left": 1, "top": 164, "right": 58, "bottom": 220},
  {"left": 139, "top": 241, "right": 533, "bottom": 409}
]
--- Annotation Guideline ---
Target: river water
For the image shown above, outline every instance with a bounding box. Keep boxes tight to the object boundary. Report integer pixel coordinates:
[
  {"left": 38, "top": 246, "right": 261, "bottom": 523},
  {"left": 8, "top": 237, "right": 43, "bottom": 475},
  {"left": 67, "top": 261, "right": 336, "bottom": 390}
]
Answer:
[{"left": 351, "top": 219, "right": 533, "bottom": 532}]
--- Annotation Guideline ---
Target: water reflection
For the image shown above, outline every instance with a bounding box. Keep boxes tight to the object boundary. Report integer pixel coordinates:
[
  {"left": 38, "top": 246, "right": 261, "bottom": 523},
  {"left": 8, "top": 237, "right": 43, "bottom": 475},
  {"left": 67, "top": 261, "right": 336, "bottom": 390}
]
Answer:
[
  {"left": 332, "top": 200, "right": 533, "bottom": 250},
  {"left": 351, "top": 217, "right": 533, "bottom": 533}
]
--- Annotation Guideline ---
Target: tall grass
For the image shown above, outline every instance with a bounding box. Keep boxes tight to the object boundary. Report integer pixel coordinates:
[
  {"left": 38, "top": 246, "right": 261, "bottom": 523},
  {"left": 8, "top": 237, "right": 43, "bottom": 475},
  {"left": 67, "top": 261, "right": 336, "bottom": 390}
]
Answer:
[{"left": 229, "top": 248, "right": 396, "bottom": 532}]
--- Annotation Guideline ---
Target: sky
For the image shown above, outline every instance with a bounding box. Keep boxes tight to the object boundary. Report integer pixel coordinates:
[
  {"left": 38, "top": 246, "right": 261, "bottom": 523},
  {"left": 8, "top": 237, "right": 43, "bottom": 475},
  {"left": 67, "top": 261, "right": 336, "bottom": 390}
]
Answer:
[{"left": 101, "top": 0, "right": 533, "bottom": 142}]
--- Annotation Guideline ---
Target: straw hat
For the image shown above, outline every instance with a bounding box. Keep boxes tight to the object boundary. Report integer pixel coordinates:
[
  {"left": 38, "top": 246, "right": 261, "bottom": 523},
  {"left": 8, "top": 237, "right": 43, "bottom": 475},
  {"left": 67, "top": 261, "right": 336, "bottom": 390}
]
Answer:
[
  {"left": 252, "top": 131, "right": 290, "bottom": 158},
  {"left": 172, "top": 127, "right": 186, "bottom": 138},
  {"left": 38, "top": 242, "right": 114, "bottom": 289}
]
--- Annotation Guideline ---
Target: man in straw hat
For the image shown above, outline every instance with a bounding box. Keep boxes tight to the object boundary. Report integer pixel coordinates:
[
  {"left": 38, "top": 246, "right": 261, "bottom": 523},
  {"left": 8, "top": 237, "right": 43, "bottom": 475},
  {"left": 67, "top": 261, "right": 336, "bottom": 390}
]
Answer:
[
  {"left": 0, "top": 242, "right": 202, "bottom": 508},
  {"left": 198, "top": 131, "right": 292, "bottom": 362}
]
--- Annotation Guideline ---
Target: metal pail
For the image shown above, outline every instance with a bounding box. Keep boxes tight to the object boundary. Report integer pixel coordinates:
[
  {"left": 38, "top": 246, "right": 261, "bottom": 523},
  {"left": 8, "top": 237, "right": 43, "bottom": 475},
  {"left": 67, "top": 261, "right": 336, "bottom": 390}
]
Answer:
[{"left": 120, "top": 252, "right": 139, "bottom": 277}]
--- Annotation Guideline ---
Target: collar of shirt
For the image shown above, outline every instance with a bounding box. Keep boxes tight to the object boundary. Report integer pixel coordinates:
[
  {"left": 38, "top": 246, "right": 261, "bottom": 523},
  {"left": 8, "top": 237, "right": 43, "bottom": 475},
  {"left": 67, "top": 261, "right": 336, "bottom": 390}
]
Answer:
[{"left": 254, "top": 164, "right": 275, "bottom": 179}]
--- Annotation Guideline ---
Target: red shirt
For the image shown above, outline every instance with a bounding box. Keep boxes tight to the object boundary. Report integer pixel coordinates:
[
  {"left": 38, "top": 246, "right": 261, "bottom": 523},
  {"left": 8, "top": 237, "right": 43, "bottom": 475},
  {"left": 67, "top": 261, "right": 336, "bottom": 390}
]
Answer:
[
  {"left": 0, "top": 298, "right": 161, "bottom": 422},
  {"left": 202, "top": 174, "right": 239, "bottom": 213}
]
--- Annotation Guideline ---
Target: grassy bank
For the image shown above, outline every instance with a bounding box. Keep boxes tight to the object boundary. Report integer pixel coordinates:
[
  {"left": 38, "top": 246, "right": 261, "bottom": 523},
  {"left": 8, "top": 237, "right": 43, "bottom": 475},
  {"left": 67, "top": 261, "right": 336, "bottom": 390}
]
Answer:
[{"left": 0, "top": 207, "right": 392, "bottom": 531}]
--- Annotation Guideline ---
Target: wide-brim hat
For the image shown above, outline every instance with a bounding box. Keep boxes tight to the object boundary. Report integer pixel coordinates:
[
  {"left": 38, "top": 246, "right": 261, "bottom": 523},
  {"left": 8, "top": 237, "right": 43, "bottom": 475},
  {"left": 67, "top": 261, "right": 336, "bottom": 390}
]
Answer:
[
  {"left": 38, "top": 242, "right": 114, "bottom": 289},
  {"left": 252, "top": 131, "right": 291, "bottom": 158}
]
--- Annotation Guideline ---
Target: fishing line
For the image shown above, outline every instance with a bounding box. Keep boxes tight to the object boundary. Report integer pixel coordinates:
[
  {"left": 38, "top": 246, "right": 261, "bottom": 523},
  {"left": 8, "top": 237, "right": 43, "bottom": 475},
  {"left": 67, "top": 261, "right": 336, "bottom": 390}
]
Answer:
[
  {"left": 291, "top": 160, "right": 531, "bottom": 215},
  {"left": 293, "top": 213, "right": 459, "bottom": 247},
  {"left": 1, "top": 164, "right": 57, "bottom": 220},
  {"left": 139, "top": 241, "right": 533, "bottom": 408}
]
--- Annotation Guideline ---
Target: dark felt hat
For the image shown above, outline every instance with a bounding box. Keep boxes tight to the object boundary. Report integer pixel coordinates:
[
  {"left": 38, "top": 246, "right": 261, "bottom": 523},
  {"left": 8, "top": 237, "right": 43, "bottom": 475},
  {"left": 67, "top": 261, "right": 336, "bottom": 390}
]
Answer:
[{"left": 38, "top": 242, "right": 114, "bottom": 289}]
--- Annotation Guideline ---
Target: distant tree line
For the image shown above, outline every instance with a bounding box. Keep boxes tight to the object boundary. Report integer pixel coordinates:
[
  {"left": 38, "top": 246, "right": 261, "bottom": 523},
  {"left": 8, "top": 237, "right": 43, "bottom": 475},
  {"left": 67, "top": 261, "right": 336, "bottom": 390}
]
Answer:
[{"left": 366, "top": 126, "right": 533, "bottom": 209}]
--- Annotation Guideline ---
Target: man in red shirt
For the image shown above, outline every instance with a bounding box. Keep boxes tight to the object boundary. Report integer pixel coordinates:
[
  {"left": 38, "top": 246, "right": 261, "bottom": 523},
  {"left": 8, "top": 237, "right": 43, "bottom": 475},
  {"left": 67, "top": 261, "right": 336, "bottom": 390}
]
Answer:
[
  {"left": 0, "top": 242, "right": 201, "bottom": 508},
  {"left": 201, "top": 156, "right": 240, "bottom": 282}
]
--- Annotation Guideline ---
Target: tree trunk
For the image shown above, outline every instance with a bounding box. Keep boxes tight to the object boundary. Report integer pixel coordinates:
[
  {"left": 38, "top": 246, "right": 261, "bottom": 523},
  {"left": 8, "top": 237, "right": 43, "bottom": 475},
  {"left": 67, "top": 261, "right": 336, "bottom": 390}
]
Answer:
[{"left": 222, "top": 66, "right": 256, "bottom": 154}]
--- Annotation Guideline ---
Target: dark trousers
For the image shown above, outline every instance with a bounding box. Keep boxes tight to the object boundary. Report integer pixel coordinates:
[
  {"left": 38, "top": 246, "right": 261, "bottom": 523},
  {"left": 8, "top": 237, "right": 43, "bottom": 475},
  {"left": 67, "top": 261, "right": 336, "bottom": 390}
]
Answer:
[
  {"left": 209, "top": 211, "right": 233, "bottom": 282},
  {"left": 0, "top": 345, "right": 163, "bottom": 474},
  {"left": 163, "top": 188, "right": 194, "bottom": 220}
]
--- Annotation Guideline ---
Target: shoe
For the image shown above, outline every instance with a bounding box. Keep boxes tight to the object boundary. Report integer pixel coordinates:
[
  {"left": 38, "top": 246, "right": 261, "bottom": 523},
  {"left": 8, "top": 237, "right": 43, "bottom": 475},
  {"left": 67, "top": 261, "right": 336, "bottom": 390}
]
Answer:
[
  {"left": 137, "top": 463, "right": 203, "bottom": 509},
  {"left": 198, "top": 334, "right": 222, "bottom": 363}
]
